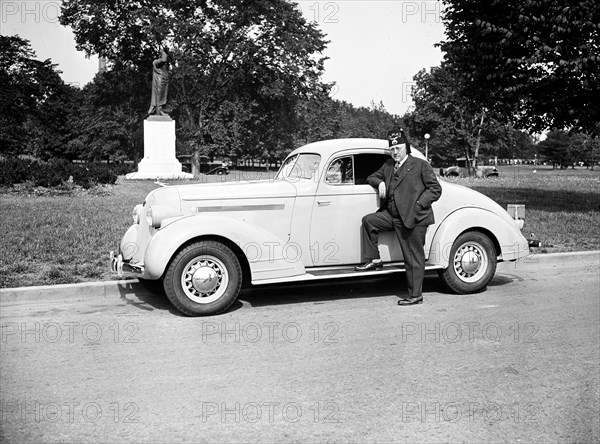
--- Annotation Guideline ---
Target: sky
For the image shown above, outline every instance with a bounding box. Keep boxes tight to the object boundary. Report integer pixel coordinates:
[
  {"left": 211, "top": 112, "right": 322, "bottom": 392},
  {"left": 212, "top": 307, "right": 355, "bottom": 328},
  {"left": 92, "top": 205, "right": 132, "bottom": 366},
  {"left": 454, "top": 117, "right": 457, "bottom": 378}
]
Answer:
[{"left": 0, "top": 0, "right": 447, "bottom": 116}]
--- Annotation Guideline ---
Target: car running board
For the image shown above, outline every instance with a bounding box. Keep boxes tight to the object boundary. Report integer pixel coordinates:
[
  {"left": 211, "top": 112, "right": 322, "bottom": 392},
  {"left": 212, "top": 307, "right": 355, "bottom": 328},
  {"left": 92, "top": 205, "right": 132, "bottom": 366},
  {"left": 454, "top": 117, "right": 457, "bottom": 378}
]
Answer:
[{"left": 251, "top": 263, "right": 445, "bottom": 286}]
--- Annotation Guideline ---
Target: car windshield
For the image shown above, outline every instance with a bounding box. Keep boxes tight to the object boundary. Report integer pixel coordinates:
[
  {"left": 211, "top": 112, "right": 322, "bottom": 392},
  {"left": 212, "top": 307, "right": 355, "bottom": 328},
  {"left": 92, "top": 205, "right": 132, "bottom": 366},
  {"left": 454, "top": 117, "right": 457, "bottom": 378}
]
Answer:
[{"left": 276, "top": 153, "right": 321, "bottom": 181}]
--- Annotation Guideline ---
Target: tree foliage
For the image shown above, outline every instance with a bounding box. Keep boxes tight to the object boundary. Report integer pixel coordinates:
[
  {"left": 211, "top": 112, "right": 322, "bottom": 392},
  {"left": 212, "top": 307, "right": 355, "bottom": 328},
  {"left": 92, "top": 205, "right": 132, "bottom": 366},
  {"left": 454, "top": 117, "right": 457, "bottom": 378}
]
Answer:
[
  {"left": 440, "top": 0, "right": 600, "bottom": 132},
  {"left": 3, "top": 3, "right": 412, "bottom": 166},
  {"left": 0, "top": 35, "right": 79, "bottom": 158},
  {"left": 66, "top": 68, "right": 147, "bottom": 162},
  {"left": 538, "top": 128, "right": 600, "bottom": 168},
  {"left": 61, "top": 0, "right": 329, "bottom": 161},
  {"left": 406, "top": 66, "right": 534, "bottom": 165}
]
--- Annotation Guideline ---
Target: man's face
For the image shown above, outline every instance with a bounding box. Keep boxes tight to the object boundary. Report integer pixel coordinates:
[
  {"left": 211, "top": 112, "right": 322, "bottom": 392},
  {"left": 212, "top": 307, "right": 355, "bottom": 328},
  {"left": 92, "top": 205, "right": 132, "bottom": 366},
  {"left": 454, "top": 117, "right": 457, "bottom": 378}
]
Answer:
[{"left": 389, "top": 144, "right": 407, "bottom": 162}]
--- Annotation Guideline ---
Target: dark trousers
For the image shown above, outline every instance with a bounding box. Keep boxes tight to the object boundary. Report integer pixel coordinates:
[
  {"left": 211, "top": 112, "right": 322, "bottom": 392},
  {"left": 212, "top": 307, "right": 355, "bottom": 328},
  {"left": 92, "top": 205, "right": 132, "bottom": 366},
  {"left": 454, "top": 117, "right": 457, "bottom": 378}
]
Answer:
[{"left": 361, "top": 210, "right": 428, "bottom": 298}]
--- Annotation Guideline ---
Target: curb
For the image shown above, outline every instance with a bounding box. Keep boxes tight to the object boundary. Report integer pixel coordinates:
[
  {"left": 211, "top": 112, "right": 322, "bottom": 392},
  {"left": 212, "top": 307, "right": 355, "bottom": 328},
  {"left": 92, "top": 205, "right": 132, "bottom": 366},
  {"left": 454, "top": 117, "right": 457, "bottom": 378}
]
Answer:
[
  {"left": 1, "top": 251, "right": 598, "bottom": 305},
  {"left": 516, "top": 249, "right": 599, "bottom": 265},
  {"left": 0, "top": 279, "right": 143, "bottom": 305}
]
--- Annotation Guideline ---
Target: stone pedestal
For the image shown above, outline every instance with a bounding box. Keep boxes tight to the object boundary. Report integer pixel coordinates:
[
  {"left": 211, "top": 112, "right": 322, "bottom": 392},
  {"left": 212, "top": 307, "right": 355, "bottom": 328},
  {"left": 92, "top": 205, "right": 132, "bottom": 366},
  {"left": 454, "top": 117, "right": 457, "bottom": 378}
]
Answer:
[{"left": 125, "top": 116, "right": 193, "bottom": 180}]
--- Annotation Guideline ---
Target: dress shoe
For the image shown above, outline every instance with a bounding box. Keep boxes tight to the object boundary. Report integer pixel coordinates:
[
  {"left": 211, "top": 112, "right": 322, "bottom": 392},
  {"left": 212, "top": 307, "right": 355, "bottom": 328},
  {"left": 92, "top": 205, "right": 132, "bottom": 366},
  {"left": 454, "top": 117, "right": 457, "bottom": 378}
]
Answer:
[
  {"left": 397, "top": 296, "right": 423, "bottom": 306},
  {"left": 355, "top": 261, "right": 383, "bottom": 271}
]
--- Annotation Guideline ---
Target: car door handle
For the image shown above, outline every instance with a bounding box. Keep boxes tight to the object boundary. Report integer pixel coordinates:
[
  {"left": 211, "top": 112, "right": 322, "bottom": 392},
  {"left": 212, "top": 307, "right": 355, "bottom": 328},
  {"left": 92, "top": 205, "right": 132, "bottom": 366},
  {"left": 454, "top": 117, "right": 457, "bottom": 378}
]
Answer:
[{"left": 317, "top": 200, "right": 332, "bottom": 206}]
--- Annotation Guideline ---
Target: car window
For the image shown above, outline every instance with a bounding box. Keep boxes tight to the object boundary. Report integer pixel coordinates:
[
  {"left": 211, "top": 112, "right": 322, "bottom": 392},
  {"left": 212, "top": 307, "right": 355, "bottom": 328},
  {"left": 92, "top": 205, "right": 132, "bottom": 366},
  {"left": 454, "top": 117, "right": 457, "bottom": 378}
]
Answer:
[
  {"left": 354, "top": 153, "right": 390, "bottom": 184},
  {"left": 325, "top": 156, "right": 354, "bottom": 184},
  {"left": 277, "top": 154, "right": 298, "bottom": 179},
  {"left": 276, "top": 153, "right": 321, "bottom": 181}
]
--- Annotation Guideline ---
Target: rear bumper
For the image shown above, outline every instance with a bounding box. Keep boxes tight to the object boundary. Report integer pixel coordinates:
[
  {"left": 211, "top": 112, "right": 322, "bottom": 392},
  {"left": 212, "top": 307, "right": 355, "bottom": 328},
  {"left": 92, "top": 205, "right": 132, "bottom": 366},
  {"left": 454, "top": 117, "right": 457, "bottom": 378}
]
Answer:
[{"left": 110, "top": 251, "right": 145, "bottom": 278}]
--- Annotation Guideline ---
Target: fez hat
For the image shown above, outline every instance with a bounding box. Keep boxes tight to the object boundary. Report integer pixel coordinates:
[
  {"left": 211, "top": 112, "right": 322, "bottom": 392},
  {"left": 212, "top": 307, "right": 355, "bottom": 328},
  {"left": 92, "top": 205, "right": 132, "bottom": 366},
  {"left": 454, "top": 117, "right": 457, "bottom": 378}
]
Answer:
[{"left": 387, "top": 128, "right": 411, "bottom": 154}]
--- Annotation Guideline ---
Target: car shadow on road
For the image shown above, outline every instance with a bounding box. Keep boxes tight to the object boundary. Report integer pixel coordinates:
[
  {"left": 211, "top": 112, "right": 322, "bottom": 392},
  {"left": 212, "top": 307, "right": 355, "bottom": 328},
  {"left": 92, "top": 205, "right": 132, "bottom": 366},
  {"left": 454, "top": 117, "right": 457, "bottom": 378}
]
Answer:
[
  {"left": 116, "top": 271, "right": 517, "bottom": 316},
  {"left": 116, "top": 283, "right": 182, "bottom": 316},
  {"left": 238, "top": 272, "right": 485, "bottom": 309},
  {"left": 116, "top": 281, "right": 247, "bottom": 317},
  {"left": 488, "top": 272, "right": 523, "bottom": 287},
  {"left": 240, "top": 268, "right": 523, "bottom": 309}
]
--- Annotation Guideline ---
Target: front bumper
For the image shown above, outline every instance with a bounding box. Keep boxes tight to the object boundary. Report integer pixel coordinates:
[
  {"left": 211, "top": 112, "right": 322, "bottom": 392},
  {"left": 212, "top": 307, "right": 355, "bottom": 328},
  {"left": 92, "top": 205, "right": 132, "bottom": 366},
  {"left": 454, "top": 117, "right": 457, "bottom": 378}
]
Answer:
[{"left": 110, "top": 251, "right": 145, "bottom": 278}]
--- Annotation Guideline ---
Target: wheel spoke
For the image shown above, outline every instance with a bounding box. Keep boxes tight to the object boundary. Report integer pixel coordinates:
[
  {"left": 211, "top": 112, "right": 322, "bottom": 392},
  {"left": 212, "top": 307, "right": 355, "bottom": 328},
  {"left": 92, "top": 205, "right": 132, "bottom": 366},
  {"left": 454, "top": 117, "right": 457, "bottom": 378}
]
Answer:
[
  {"left": 452, "top": 241, "right": 488, "bottom": 283},
  {"left": 179, "top": 255, "right": 230, "bottom": 304}
]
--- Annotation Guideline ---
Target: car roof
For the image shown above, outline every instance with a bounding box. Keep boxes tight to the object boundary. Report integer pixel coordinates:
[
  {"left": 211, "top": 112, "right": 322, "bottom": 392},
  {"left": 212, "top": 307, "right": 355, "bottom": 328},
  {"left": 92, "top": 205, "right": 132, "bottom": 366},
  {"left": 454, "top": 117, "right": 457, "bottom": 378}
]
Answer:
[
  {"left": 289, "top": 138, "right": 425, "bottom": 161},
  {"left": 291, "top": 138, "right": 386, "bottom": 158}
]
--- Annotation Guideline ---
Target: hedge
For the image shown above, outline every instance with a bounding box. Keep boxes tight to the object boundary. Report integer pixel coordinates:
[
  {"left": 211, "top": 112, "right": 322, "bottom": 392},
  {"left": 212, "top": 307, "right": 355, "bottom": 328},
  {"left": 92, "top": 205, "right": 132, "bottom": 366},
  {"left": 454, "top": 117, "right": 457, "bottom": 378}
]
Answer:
[{"left": 0, "top": 158, "right": 129, "bottom": 188}]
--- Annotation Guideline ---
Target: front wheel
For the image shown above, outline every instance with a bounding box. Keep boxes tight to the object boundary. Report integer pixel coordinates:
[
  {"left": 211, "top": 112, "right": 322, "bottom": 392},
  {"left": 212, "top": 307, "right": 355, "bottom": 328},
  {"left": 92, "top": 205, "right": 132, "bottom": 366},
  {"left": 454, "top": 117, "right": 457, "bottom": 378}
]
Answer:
[
  {"left": 163, "top": 241, "right": 242, "bottom": 316},
  {"left": 438, "top": 231, "right": 497, "bottom": 294}
]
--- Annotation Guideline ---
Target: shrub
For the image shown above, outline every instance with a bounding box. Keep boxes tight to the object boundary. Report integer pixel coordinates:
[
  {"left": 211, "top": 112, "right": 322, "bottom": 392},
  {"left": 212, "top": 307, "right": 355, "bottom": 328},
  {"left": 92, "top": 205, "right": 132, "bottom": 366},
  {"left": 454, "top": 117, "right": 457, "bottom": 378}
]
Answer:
[
  {"left": 0, "top": 158, "right": 120, "bottom": 188},
  {"left": 0, "top": 157, "right": 34, "bottom": 186},
  {"left": 73, "top": 163, "right": 118, "bottom": 188}
]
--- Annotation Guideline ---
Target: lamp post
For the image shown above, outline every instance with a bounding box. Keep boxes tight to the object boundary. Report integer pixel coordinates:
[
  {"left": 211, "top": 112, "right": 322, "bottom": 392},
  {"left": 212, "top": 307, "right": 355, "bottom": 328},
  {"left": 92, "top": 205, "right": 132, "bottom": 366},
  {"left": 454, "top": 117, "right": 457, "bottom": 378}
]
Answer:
[{"left": 424, "top": 133, "right": 430, "bottom": 161}]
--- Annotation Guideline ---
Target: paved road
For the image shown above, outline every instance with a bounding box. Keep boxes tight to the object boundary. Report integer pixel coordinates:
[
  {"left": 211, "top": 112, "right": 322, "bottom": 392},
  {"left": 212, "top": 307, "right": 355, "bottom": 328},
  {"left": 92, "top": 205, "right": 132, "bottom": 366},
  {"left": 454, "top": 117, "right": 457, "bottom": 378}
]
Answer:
[{"left": 1, "top": 253, "right": 599, "bottom": 443}]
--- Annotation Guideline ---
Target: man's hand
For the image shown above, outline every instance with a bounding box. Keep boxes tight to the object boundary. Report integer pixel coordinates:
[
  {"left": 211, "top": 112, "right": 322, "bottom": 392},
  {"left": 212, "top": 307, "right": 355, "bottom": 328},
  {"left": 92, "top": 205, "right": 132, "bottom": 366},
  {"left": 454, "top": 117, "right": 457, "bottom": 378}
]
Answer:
[{"left": 378, "top": 182, "right": 386, "bottom": 199}]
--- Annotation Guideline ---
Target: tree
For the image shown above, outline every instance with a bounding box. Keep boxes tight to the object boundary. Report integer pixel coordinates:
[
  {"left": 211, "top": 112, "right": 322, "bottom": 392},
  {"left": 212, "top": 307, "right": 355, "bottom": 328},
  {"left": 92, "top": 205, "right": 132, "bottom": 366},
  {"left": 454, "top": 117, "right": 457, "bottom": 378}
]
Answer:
[
  {"left": 66, "top": 68, "right": 147, "bottom": 162},
  {"left": 566, "top": 129, "right": 600, "bottom": 169},
  {"left": 61, "top": 0, "right": 329, "bottom": 168},
  {"left": 538, "top": 130, "right": 572, "bottom": 168},
  {"left": 406, "top": 66, "right": 535, "bottom": 168},
  {"left": 294, "top": 85, "right": 341, "bottom": 146},
  {"left": 0, "top": 35, "right": 38, "bottom": 156},
  {"left": 0, "top": 36, "right": 78, "bottom": 158},
  {"left": 579, "top": 128, "right": 600, "bottom": 169},
  {"left": 407, "top": 67, "right": 476, "bottom": 163},
  {"left": 29, "top": 74, "right": 81, "bottom": 160},
  {"left": 440, "top": 0, "right": 600, "bottom": 132}
]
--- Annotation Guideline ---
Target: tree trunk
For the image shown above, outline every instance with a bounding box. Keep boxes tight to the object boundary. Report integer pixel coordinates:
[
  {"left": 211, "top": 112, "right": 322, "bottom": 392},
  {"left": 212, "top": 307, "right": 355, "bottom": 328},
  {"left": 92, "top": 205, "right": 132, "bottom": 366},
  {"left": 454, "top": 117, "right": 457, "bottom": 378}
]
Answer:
[
  {"left": 192, "top": 105, "right": 205, "bottom": 178},
  {"left": 465, "top": 147, "right": 472, "bottom": 177},
  {"left": 472, "top": 109, "right": 485, "bottom": 170}
]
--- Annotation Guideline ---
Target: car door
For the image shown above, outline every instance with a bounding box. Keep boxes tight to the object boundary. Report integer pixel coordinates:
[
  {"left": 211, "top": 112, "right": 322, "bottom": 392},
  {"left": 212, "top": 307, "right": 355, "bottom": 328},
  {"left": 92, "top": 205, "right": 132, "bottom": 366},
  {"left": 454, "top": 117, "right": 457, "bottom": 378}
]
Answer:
[{"left": 308, "top": 151, "right": 402, "bottom": 266}]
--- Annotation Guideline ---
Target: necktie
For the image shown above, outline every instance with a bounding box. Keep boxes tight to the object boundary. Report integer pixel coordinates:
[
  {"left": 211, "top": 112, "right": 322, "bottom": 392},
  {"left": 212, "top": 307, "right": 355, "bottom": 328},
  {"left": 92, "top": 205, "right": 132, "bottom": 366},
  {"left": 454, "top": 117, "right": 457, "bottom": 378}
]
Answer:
[{"left": 394, "top": 161, "right": 401, "bottom": 172}]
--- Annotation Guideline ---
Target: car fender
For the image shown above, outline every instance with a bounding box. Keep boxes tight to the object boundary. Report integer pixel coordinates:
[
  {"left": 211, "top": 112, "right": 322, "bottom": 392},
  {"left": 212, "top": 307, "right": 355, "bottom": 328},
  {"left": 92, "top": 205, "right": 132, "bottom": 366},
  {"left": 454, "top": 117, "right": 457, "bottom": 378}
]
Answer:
[
  {"left": 427, "top": 207, "right": 529, "bottom": 267},
  {"left": 143, "top": 215, "right": 306, "bottom": 281}
]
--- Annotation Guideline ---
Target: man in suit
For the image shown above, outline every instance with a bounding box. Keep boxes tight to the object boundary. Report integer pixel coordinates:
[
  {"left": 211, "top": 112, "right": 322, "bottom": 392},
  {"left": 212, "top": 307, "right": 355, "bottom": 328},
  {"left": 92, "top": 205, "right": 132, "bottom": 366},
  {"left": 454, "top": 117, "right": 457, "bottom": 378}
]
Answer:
[{"left": 355, "top": 129, "right": 442, "bottom": 305}]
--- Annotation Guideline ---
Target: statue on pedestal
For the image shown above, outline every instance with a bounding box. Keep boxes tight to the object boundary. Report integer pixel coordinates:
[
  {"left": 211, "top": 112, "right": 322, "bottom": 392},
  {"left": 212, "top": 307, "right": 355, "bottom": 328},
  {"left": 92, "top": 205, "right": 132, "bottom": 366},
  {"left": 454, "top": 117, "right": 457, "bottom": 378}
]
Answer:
[{"left": 147, "top": 47, "right": 170, "bottom": 117}]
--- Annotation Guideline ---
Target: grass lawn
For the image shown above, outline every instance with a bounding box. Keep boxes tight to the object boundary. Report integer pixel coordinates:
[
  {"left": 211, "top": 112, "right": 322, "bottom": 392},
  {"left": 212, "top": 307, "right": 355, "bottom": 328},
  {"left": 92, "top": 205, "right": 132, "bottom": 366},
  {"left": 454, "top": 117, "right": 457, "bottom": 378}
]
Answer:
[
  {"left": 453, "top": 164, "right": 600, "bottom": 253},
  {"left": 1, "top": 166, "right": 598, "bottom": 289}
]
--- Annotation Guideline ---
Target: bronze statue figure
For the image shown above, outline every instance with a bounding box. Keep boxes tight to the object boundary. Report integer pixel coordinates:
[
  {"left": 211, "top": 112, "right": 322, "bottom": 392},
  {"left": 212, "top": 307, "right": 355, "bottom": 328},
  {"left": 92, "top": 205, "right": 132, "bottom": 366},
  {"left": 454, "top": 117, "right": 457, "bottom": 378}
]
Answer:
[{"left": 147, "top": 47, "right": 170, "bottom": 116}]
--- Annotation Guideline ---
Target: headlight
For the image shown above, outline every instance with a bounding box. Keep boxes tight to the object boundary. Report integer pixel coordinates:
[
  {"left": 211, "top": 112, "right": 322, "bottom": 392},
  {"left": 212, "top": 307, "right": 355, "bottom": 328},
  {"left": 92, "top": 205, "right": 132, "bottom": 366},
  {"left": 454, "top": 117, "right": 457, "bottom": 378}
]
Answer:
[
  {"left": 145, "top": 207, "right": 154, "bottom": 227},
  {"left": 132, "top": 204, "right": 143, "bottom": 224},
  {"left": 145, "top": 205, "right": 182, "bottom": 229}
]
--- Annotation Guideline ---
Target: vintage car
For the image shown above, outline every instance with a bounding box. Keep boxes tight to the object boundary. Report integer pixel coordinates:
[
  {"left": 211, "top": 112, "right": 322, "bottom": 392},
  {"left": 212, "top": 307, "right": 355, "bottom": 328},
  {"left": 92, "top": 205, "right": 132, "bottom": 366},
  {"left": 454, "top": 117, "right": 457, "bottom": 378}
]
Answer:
[
  {"left": 110, "top": 138, "right": 530, "bottom": 316},
  {"left": 177, "top": 155, "right": 230, "bottom": 175},
  {"left": 440, "top": 157, "right": 499, "bottom": 178}
]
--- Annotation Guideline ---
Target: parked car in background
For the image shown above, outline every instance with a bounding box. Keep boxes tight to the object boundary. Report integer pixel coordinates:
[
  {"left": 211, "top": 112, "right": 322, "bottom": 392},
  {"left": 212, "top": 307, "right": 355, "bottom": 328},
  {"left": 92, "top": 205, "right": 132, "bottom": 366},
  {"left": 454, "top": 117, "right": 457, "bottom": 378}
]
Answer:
[
  {"left": 440, "top": 157, "right": 499, "bottom": 178},
  {"left": 111, "top": 139, "right": 530, "bottom": 316},
  {"left": 177, "top": 155, "right": 229, "bottom": 175}
]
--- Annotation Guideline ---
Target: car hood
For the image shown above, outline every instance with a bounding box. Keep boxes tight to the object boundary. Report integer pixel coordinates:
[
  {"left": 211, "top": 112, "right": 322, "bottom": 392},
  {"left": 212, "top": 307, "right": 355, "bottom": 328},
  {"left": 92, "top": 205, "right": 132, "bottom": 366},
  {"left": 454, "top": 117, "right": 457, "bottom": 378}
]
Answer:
[
  {"left": 145, "top": 179, "right": 298, "bottom": 211},
  {"left": 177, "top": 179, "right": 296, "bottom": 202}
]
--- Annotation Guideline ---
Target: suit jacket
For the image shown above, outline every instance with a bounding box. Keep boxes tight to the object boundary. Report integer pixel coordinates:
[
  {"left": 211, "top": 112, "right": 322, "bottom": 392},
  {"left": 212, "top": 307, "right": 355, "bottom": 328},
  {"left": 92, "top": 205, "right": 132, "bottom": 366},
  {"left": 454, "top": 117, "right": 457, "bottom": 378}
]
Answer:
[{"left": 367, "top": 155, "right": 442, "bottom": 229}]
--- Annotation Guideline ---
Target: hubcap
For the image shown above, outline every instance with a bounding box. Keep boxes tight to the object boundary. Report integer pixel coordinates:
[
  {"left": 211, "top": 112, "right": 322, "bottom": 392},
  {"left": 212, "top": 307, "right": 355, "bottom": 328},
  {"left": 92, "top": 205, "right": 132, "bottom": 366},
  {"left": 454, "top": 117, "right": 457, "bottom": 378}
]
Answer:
[
  {"left": 453, "top": 241, "right": 489, "bottom": 283},
  {"left": 181, "top": 256, "right": 229, "bottom": 304},
  {"left": 461, "top": 250, "right": 481, "bottom": 274},
  {"left": 191, "top": 266, "right": 219, "bottom": 293}
]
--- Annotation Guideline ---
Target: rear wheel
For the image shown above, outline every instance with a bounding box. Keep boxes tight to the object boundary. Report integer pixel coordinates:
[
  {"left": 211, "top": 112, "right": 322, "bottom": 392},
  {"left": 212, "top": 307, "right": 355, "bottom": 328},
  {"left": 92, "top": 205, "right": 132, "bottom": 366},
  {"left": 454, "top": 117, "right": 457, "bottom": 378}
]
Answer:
[
  {"left": 438, "top": 231, "right": 497, "bottom": 294},
  {"left": 163, "top": 241, "right": 242, "bottom": 316}
]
